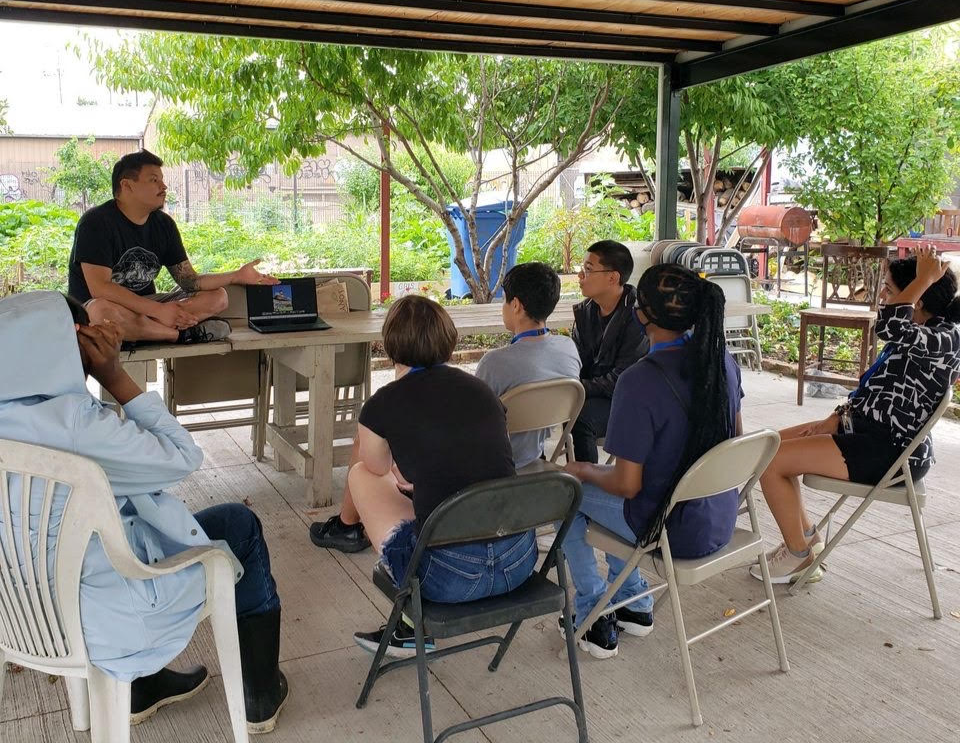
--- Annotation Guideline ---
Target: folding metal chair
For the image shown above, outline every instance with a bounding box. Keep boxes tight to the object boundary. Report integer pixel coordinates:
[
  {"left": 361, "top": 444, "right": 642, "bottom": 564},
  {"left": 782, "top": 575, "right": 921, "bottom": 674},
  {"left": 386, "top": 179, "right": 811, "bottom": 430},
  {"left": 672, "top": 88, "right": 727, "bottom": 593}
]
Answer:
[
  {"left": 573, "top": 429, "right": 787, "bottom": 726},
  {"left": 708, "top": 273, "right": 762, "bottom": 369},
  {"left": 500, "top": 377, "right": 585, "bottom": 474},
  {"left": 791, "top": 391, "right": 953, "bottom": 618},
  {"left": 356, "top": 471, "right": 588, "bottom": 743}
]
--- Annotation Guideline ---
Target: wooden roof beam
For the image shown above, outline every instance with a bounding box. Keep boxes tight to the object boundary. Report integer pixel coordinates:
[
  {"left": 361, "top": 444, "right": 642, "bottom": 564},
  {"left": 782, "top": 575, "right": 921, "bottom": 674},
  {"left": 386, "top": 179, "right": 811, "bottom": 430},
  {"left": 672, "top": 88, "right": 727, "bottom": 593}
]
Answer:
[
  {"left": 0, "top": 5, "right": 675, "bottom": 63},
  {"left": 5, "top": 0, "right": 723, "bottom": 51}
]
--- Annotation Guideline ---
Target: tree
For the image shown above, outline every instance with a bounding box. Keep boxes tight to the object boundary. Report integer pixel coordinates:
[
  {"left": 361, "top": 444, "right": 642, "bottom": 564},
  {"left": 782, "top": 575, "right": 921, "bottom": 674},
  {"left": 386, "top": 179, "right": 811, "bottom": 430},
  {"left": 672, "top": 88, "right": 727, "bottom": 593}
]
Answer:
[
  {"left": 91, "top": 37, "right": 647, "bottom": 302},
  {"left": 46, "top": 138, "right": 114, "bottom": 212},
  {"left": 0, "top": 99, "right": 8, "bottom": 134},
  {"left": 782, "top": 31, "right": 960, "bottom": 246},
  {"left": 614, "top": 69, "right": 803, "bottom": 244}
]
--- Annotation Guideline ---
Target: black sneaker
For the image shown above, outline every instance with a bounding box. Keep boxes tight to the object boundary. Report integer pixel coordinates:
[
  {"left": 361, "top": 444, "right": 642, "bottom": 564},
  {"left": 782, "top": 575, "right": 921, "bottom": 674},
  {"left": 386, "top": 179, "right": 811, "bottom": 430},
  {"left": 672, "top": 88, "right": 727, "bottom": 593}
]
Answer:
[
  {"left": 177, "top": 319, "right": 231, "bottom": 345},
  {"left": 309, "top": 515, "right": 371, "bottom": 553},
  {"left": 615, "top": 606, "right": 654, "bottom": 637},
  {"left": 354, "top": 621, "right": 437, "bottom": 658},
  {"left": 557, "top": 613, "right": 619, "bottom": 659},
  {"left": 130, "top": 665, "right": 209, "bottom": 725}
]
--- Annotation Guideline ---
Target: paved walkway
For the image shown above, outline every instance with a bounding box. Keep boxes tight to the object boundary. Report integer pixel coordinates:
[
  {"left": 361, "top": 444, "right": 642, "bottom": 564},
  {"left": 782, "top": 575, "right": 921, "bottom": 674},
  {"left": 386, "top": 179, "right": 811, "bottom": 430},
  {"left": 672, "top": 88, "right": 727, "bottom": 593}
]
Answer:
[{"left": 3, "top": 369, "right": 959, "bottom": 743}]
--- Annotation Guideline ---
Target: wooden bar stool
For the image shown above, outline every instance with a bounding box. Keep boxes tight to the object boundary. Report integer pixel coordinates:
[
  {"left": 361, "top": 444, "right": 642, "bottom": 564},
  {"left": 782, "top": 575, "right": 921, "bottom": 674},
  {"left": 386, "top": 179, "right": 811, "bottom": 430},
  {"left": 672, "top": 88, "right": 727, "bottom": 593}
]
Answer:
[{"left": 797, "top": 243, "right": 889, "bottom": 405}]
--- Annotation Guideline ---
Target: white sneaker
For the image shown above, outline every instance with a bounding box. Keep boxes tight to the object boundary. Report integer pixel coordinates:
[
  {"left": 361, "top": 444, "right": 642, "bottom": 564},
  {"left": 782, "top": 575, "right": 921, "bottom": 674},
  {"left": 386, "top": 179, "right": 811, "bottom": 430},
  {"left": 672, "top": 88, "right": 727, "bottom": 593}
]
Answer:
[{"left": 750, "top": 542, "right": 823, "bottom": 585}]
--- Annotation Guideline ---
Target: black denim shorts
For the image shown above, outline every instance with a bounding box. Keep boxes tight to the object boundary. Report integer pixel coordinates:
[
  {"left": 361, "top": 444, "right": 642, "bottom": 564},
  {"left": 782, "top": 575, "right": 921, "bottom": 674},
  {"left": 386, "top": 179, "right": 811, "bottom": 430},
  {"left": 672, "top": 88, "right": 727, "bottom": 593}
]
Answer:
[{"left": 832, "top": 414, "right": 929, "bottom": 485}]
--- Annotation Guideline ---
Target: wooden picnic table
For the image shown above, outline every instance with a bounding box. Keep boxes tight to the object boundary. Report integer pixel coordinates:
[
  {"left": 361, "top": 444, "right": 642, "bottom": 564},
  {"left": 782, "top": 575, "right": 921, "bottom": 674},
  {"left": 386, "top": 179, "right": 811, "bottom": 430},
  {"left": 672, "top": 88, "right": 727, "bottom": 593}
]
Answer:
[
  {"left": 895, "top": 234, "right": 960, "bottom": 259},
  {"left": 122, "top": 299, "right": 770, "bottom": 507}
]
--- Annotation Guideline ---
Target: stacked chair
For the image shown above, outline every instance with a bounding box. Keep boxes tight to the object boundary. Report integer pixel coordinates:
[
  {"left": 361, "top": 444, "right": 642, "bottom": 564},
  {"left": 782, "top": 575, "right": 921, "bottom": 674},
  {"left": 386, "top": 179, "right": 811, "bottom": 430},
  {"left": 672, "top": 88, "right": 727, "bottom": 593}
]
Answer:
[{"left": 648, "top": 240, "right": 762, "bottom": 368}]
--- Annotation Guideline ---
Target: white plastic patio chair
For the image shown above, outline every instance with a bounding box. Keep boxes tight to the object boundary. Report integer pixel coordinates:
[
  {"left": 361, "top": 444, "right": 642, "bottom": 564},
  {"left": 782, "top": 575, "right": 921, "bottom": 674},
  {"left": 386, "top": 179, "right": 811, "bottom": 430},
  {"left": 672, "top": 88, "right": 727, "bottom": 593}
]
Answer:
[
  {"left": 574, "top": 429, "right": 788, "bottom": 726},
  {"left": 501, "top": 377, "right": 585, "bottom": 474},
  {"left": 791, "top": 391, "right": 953, "bottom": 617},
  {"left": 0, "top": 440, "right": 249, "bottom": 743}
]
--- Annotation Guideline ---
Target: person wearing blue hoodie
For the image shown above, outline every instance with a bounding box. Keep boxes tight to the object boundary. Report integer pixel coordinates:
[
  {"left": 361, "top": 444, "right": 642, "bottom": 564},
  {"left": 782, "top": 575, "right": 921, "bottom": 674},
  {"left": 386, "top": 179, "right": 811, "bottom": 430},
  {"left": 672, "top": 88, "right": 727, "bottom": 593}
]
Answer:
[{"left": 0, "top": 291, "right": 287, "bottom": 734}]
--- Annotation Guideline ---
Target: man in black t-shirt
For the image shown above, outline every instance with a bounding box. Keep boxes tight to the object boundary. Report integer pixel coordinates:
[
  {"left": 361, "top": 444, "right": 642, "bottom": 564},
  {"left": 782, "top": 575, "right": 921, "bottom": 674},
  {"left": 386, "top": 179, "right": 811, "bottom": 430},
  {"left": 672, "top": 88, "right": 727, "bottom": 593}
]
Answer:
[{"left": 68, "top": 150, "right": 278, "bottom": 344}]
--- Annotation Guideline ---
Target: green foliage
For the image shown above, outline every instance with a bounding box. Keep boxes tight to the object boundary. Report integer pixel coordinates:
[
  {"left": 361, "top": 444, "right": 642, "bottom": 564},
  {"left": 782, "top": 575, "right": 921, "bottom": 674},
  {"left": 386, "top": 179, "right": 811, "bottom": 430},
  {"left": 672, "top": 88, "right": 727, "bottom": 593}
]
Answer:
[
  {"left": 0, "top": 202, "right": 78, "bottom": 295},
  {"left": 88, "top": 34, "right": 645, "bottom": 301},
  {"left": 0, "top": 98, "right": 7, "bottom": 134},
  {"left": 518, "top": 179, "right": 694, "bottom": 271},
  {"left": 0, "top": 200, "right": 78, "bottom": 244},
  {"left": 337, "top": 146, "right": 475, "bottom": 213},
  {"left": 46, "top": 138, "right": 115, "bottom": 212},
  {"left": 783, "top": 31, "right": 960, "bottom": 245}
]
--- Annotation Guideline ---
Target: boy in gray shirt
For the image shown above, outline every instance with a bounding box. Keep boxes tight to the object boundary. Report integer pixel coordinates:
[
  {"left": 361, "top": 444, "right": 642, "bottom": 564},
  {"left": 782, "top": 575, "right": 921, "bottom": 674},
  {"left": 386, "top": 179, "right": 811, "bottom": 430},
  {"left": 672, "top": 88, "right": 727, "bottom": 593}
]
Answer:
[{"left": 476, "top": 262, "right": 582, "bottom": 468}]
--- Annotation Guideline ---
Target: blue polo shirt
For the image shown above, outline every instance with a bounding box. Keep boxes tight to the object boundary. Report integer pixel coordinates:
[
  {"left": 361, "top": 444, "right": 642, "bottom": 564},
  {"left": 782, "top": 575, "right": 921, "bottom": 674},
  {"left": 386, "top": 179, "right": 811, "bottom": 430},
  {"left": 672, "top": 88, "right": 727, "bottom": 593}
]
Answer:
[{"left": 604, "top": 345, "right": 743, "bottom": 559}]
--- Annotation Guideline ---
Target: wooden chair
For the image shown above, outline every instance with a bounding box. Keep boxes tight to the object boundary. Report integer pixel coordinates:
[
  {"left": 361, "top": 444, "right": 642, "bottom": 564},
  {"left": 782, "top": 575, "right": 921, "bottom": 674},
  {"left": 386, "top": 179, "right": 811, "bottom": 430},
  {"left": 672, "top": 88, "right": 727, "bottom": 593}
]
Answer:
[
  {"left": 930, "top": 209, "right": 960, "bottom": 236},
  {"left": 796, "top": 243, "right": 889, "bottom": 405}
]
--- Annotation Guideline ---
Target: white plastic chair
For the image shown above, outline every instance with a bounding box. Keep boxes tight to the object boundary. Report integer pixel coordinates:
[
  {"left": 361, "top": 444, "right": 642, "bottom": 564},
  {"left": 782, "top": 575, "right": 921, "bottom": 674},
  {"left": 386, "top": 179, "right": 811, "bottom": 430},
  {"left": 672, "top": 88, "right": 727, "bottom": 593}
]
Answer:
[
  {"left": 791, "top": 391, "right": 953, "bottom": 617},
  {"left": 0, "top": 440, "right": 249, "bottom": 743},
  {"left": 501, "top": 378, "right": 585, "bottom": 473},
  {"left": 574, "top": 429, "right": 788, "bottom": 726}
]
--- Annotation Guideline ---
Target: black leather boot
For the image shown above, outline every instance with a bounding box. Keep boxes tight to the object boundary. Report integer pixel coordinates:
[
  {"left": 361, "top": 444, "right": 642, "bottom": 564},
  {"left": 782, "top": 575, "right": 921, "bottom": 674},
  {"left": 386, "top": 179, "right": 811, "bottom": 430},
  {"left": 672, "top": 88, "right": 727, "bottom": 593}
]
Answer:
[
  {"left": 130, "top": 665, "right": 209, "bottom": 725},
  {"left": 237, "top": 607, "right": 289, "bottom": 734}
]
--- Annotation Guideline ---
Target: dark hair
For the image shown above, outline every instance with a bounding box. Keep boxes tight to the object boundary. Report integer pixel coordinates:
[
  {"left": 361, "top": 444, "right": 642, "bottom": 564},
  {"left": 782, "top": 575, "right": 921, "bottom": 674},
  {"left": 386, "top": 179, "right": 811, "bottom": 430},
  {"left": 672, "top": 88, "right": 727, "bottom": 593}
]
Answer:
[
  {"left": 112, "top": 150, "right": 164, "bottom": 196},
  {"left": 888, "top": 257, "right": 960, "bottom": 323},
  {"left": 382, "top": 295, "right": 458, "bottom": 368},
  {"left": 63, "top": 293, "right": 89, "bottom": 325},
  {"left": 502, "top": 262, "right": 561, "bottom": 322},
  {"left": 634, "top": 264, "right": 731, "bottom": 548},
  {"left": 587, "top": 240, "right": 633, "bottom": 286}
]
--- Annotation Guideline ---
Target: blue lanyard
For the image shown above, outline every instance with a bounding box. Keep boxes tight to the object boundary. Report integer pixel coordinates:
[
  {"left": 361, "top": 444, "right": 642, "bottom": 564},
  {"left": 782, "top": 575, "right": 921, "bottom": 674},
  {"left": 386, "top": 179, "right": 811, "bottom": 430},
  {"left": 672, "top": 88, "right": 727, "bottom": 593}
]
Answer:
[
  {"left": 511, "top": 327, "right": 550, "bottom": 344},
  {"left": 849, "top": 345, "right": 895, "bottom": 399},
  {"left": 649, "top": 332, "right": 691, "bottom": 355},
  {"left": 408, "top": 366, "right": 427, "bottom": 374}
]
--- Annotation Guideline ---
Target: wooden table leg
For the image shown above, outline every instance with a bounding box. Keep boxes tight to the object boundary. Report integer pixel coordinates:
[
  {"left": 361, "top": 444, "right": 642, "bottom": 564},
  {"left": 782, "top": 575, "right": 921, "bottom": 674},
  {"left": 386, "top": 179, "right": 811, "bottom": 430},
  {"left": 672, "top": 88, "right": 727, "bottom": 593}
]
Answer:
[
  {"left": 272, "top": 359, "right": 296, "bottom": 473},
  {"left": 308, "top": 345, "right": 337, "bottom": 508}
]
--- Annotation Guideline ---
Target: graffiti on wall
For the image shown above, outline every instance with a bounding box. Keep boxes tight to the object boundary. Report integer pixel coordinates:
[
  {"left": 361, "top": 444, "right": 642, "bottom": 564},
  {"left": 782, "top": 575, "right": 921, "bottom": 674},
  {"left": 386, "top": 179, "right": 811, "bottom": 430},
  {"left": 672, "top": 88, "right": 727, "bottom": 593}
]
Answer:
[{"left": 1, "top": 174, "right": 24, "bottom": 202}]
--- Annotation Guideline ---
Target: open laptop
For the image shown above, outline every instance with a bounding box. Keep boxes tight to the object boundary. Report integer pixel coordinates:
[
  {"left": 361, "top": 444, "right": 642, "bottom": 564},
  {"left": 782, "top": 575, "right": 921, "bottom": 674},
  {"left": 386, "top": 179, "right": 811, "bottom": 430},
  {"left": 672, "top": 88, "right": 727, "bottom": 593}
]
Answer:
[{"left": 246, "top": 277, "right": 331, "bottom": 334}]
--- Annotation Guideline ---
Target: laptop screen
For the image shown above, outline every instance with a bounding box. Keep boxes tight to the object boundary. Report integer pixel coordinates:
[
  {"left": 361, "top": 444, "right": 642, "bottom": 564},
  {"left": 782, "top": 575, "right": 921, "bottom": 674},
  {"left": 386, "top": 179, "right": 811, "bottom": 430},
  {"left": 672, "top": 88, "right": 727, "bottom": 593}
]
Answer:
[{"left": 246, "top": 278, "right": 318, "bottom": 321}]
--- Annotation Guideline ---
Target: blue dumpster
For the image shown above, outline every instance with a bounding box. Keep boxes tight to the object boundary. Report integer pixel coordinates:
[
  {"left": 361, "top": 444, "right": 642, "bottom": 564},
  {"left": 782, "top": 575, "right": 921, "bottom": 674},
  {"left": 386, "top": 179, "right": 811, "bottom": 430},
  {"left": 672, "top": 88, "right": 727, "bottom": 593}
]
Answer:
[{"left": 446, "top": 201, "right": 527, "bottom": 298}]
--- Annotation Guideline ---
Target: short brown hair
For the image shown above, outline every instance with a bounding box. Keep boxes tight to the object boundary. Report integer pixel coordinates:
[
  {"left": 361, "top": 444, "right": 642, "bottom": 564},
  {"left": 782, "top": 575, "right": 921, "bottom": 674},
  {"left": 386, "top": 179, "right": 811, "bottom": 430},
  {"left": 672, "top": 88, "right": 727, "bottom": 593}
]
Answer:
[{"left": 382, "top": 295, "right": 458, "bottom": 368}]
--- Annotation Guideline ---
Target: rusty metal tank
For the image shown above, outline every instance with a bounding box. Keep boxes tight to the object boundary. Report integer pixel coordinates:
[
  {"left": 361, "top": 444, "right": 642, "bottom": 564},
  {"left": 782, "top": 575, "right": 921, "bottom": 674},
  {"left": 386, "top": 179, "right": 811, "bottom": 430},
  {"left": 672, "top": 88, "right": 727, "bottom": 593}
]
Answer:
[{"left": 737, "top": 205, "right": 813, "bottom": 247}]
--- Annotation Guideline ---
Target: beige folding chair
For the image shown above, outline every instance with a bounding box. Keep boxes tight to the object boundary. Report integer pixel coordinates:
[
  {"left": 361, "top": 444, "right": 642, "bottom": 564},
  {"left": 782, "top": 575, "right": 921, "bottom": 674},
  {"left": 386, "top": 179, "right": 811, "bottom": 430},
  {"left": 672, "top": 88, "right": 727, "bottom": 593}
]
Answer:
[
  {"left": 791, "top": 391, "right": 953, "bottom": 617},
  {"left": 574, "top": 429, "right": 787, "bottom": 727},
  {"left": 0, "top": 440, "right": 248, "bottom": 743},
  {"left": 163, "top": 284, "right": 264, "bottom": 444},
  {"left": 255, "top": 273, "right": 372, "bottom": 464},
  {"left": 501, "top": 378, "right": 584, "bottom": 474},
  {"left": 163, "top": 273, "right": 371, "bottom": 462}
]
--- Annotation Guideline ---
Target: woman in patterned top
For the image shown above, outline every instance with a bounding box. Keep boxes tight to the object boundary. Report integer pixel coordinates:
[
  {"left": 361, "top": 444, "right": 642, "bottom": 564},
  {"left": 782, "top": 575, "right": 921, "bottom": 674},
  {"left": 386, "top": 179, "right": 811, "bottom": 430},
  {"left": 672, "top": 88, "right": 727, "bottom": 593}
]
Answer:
[{"left": 754, "top": 245, "right": 960, "bottom": 584}]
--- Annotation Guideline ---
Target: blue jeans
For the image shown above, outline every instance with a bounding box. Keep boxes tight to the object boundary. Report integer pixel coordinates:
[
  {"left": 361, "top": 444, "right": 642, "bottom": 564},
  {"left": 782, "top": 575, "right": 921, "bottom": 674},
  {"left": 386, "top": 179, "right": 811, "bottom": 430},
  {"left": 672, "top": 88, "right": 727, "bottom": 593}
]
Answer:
[
  {"left": 563, "top": 483, "right": 652, "bottom": 628},
  {"left": 382, "top": 521, "right": 538, "bottom": 604},
  {"left": 194, "top": 503, "right": 280, "bottom": 617}
]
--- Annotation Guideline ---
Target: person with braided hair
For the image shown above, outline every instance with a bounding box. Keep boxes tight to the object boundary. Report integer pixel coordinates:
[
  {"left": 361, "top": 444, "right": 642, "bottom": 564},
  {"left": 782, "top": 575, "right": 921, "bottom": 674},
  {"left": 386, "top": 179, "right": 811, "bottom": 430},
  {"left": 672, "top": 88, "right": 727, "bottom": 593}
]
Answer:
[
  {"left": 753, "top": 245, "right": 960, "bottom": 585},
  {"left": 561, "top": 264, "right": 744, "bottom": 659}
]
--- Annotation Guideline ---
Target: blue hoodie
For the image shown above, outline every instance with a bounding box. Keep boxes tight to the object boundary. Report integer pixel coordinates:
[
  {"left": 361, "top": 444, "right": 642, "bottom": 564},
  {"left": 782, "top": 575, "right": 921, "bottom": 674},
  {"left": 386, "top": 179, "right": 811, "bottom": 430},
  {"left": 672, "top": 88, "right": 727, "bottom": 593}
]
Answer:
[{"left": 0, "top": 291, "right": 232, "bottom": 681}]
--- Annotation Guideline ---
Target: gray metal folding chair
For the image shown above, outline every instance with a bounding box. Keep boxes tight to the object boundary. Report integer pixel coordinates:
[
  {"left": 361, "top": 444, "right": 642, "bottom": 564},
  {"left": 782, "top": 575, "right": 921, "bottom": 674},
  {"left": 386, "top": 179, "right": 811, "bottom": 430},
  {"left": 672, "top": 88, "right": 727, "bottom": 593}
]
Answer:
[
  {"left": 573, "top": 429, "right": 787, "bottom": 727},
  {"left": 501, "top": 377, "right": 584, "bottom": 473},
  {"left": 791, "top": 391, "right": 953, "bottom": 618},
  {"left": 357, "top": 471, "right": 588, "bottom": 743}
]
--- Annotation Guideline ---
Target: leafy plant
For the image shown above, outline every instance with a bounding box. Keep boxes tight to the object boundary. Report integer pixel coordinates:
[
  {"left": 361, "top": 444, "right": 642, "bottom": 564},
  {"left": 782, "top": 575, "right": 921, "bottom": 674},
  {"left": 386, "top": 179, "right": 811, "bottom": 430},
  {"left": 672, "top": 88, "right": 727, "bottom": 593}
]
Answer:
[
  {"left": 45, "top": 138, "right": 115, "bottom": 212},
  {"left": 783, "top": 30, "right": 960, "bottom": 245}
]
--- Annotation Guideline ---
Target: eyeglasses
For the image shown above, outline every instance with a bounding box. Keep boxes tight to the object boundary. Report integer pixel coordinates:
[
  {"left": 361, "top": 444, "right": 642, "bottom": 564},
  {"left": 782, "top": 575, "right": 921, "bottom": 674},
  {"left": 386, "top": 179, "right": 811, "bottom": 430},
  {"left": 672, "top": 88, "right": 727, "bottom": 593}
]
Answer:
[{"left": 578, "top": 266, "right": 617, "bottom": 276}]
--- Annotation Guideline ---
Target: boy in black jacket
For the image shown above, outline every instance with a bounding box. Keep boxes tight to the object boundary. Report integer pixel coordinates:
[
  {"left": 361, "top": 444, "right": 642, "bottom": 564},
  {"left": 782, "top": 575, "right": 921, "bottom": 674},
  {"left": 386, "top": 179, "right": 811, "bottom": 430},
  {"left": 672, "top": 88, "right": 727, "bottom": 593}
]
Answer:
[{"left": 571, "top": 240, "right": 648, "bottom": 462}]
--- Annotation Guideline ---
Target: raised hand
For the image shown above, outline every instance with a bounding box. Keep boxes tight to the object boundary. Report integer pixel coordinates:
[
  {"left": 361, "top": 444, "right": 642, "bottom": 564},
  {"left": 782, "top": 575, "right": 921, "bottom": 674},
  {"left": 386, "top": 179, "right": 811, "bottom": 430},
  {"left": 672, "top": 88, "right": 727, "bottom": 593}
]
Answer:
[{"left": 236, "top": 259, "right": 279, "bottom": 286}]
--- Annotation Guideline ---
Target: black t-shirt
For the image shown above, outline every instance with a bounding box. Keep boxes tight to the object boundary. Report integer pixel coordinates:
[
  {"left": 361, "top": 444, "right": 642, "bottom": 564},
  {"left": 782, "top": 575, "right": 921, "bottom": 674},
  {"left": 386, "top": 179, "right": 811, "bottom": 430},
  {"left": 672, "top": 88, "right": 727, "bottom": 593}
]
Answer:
[
  {"left": 358, "top": 365, "right": 516, "bottom": 529},
  {"left": 67, "top": 200, "right": 188, "bottom": 303}
]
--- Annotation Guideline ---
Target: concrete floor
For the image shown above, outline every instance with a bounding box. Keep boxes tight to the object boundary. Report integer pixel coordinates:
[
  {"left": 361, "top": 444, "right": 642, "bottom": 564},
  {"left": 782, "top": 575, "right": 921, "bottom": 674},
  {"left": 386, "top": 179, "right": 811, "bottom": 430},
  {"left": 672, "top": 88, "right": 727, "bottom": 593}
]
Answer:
[{"left": 3, "top": 367, "right": 959, "bottom": 743}]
